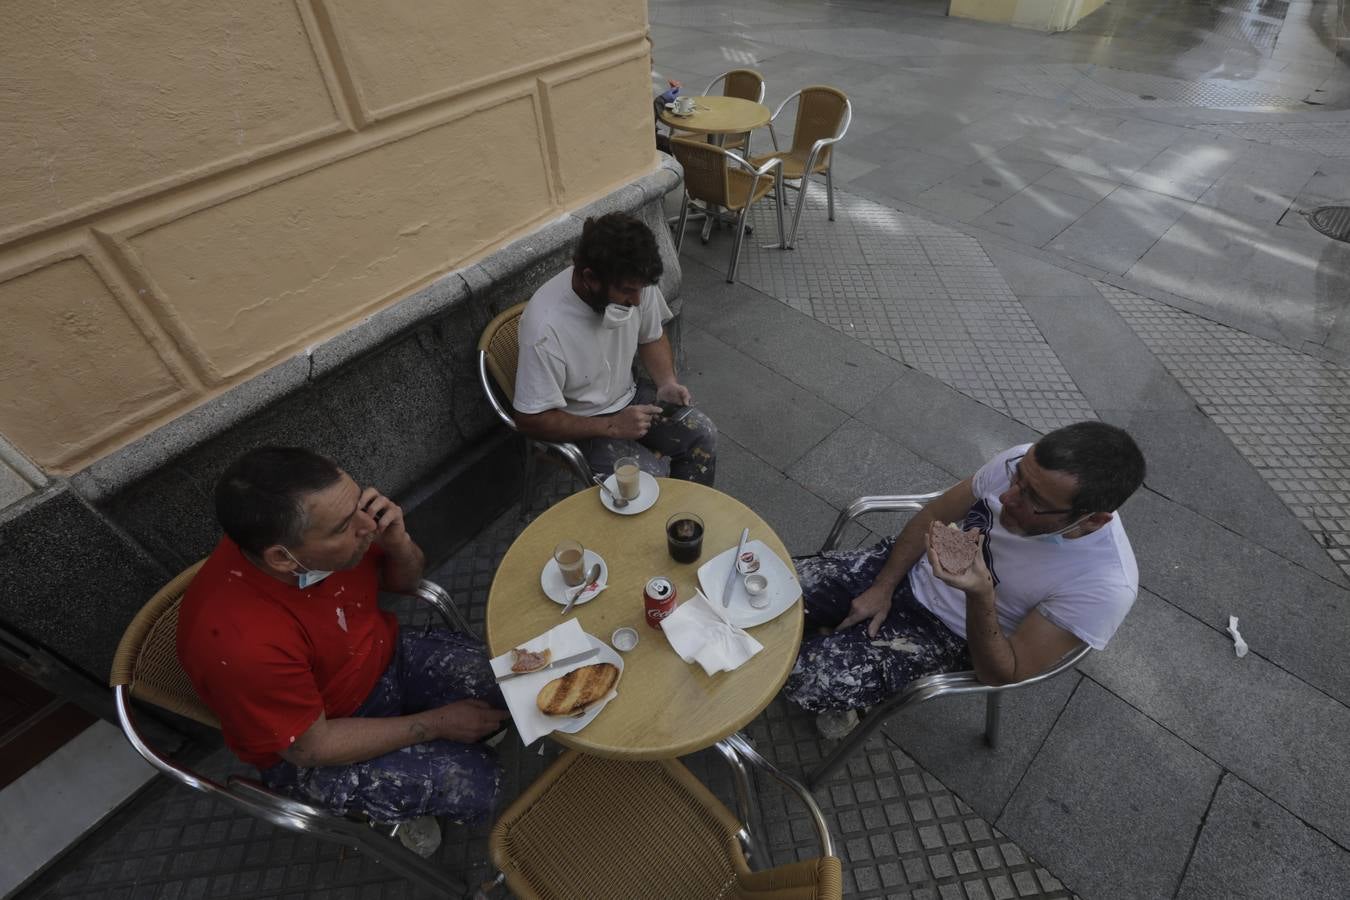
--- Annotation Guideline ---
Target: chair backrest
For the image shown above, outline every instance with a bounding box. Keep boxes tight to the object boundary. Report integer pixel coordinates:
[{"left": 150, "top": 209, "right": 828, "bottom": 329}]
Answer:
[
  {"left": 708, "top": 68, "right": 765, "bottom": 103},
  {"left": 671, "top": 138, "right": 732, "bottom": 207},
  {"left": 109, "top": 560, "right": 220, "bottom": 729},
  {"left": 478, "top": 303, "right": 528, "bottom": 401},
  {"left": 787, "top": 85, "right": 850, "bottom": 165}
]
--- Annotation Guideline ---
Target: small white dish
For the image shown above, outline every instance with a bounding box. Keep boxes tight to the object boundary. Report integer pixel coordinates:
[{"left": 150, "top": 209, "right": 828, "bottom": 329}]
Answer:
[
  {"left": 611, "top": 627, "right": 639, "bottom": 652},
  {"left": 600, "top": 471, "right": 660, "bottom": 515},
  {"left": 540, "top": 550, "right": 608, "bottom": 606},
  {"left": 664, "top": 102, "right": 696, "bottom": 117}
]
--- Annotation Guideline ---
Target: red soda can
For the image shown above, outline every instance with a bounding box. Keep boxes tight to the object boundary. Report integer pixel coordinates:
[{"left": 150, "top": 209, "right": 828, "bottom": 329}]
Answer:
[{"left": 643, "top": 576, "right": 677, "bottom": 630}]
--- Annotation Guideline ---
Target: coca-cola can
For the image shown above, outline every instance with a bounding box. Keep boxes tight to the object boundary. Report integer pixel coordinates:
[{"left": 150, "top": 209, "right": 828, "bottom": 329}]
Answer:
[{"left": 643, "top": 576, "right": 677, "bottom": 630}]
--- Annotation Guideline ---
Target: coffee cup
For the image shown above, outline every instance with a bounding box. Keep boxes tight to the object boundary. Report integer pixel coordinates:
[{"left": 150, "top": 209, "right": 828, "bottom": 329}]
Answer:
[
  {"left": 674, "top": 96, "right": 695, "bottom": 114},
  {"left": 614, "top": 456, "right": 641, "bottom": 500},
  {"left": 553, "top": 539, "right": 586, "bottom": 587}
]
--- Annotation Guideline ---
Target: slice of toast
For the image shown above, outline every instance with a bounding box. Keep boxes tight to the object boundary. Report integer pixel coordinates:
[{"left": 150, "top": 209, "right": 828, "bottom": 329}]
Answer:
[
  {"left": 929, "top": 521, "right": 979, "bottom": 574},
  {"left": 536, "top": 663, "right": 620, "bottom": 717}
]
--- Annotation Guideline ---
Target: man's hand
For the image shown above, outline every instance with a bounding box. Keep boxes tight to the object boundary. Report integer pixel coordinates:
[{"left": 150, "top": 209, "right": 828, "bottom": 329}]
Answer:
[
  {"left": 607, "top": 404, "right": 664, "bottom": 439},
  {"left": 926, "top": 531, "right": 994, "bottom": 600},
  {"left": 359, "top": 487, "right": 408, "bottom": 547},
  {"left": 424, "top": 699, "right": 510, "bottom": 744},
  {"left": 655, "top": 381, "right": 693, "bottom": 406},
  {"left": 836, "top": 582, "right": 894, "bottom": 638}
]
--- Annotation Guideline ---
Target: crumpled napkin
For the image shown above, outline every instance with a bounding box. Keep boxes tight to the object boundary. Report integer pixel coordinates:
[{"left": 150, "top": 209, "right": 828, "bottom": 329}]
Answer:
[
  {"left": 490, "top": 619, "right": 617, "bottom": 746},
  {"left": 1227, "top": 615, "right": 1248, "bottom": 658},
  {"left": 662, "top": 590, "right": 763, "bottom": 676}
]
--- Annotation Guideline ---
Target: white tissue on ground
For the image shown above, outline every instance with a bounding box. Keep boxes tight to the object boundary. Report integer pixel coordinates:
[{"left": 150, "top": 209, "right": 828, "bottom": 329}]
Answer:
[{"left": 1226, "top": 615, "right": 1248, "bottom": 658}]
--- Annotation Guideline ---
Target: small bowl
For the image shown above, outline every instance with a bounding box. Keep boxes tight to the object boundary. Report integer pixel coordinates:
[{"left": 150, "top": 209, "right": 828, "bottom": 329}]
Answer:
[
  {"left": 611, "top": 627, "right": 639, "bottom": 652},
  {"left": 743, "top": 573, "right": 769, "bottom": 609}
]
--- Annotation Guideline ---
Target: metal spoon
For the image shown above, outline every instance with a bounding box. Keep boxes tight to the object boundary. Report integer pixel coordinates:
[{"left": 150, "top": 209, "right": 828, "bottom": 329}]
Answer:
[
  {"left": 593, "top": 474, "right": 628, "bottom": 508},
  {"left": 562, "top": 562, "right": 602, "bottom": 616}
]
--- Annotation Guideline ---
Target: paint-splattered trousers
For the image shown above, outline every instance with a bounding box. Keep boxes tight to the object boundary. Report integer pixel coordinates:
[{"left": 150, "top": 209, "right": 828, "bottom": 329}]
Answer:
[
  {"left": 783, "top": 538, "right": 972, "bottom": 713},
  {"left": 260, "top": 629, "right": 505, "bottom": 825},
  {"left": 578, "top": 382, "right": 717, "bottom": 485}
]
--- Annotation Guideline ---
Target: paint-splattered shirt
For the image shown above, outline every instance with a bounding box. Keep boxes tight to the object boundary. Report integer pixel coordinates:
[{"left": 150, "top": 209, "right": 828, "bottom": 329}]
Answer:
[{"left": 177, "top": 538, "right": 395, "bottom": 768}]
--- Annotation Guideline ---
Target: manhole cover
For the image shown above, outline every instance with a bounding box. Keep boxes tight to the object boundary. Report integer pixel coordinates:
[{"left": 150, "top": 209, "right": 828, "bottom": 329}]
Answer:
[{"left": 1308, "top": 205, "right": 1350, "bottom": 242}]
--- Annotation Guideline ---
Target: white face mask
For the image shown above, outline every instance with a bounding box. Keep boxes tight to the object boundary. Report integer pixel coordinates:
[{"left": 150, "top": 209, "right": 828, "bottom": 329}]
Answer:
[
  {"left": 1032, "top": 514, "right": 1092, "bottom": 544},
  {"left": 603, "top": 303, "right": 636, "bottom": 329},
  {"left": 281, "top": 547, "right": 333, "bottom": 588}
]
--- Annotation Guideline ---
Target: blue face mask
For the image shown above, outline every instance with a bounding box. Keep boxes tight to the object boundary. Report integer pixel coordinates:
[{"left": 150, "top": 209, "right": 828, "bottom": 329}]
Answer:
[
  {"left": 1032, "top": 514, "right": 1091, "bottom": 545},
  {"left": 282, "top": 548, "right": 332, "bottom": 589}
]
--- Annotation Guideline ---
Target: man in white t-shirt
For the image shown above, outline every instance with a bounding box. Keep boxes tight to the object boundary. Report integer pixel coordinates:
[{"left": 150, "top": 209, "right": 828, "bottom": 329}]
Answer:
[
  {"left": 513, "top": 212, "right": 717, "bottom": 484},
  {"left": 783, "top": 421, "right": 1145, "bottom": 718}
]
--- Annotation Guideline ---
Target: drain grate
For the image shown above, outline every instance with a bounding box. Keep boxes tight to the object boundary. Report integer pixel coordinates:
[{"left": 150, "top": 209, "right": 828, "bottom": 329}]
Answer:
[{"left": 1307, "top": 205, "right": 1350, "bottom": 242}]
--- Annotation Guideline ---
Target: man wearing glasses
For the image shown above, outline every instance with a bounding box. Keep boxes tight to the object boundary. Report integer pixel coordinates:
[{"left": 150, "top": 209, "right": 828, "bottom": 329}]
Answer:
[{"left": 783, "top": 421, "right": 1145, "bottom": 729}]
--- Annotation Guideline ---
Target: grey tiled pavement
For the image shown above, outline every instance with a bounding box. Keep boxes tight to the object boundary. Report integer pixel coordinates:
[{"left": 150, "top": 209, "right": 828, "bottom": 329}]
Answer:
[{"left": 28, "top": 0, "right": 1350, "bottom": 897}]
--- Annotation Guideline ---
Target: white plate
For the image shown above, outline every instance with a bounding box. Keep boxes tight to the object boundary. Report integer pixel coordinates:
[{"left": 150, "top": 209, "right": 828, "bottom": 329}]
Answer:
[
  {"left": 697, "top": 539, "right": 801, "bottom": 628},
  {"left": 664, "top": 103, "right": 695, "bottom": 116},
  {"left": 600, "top": 471, "right": 660, "bottom": 515},
  {"left": 540, "top": 550, "right": 608, "bottom": 606}
]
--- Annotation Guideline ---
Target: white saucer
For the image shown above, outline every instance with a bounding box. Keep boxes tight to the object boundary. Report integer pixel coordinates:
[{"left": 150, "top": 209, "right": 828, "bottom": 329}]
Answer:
[
  {"left": 600, "top": 471, "right": 660, "bottom": 515},
  {"left": 664, "top": 103, "right": 695, "bottom": 117},
  {"left": 540, "top": 550, "right": 608, "bottom": 606}
]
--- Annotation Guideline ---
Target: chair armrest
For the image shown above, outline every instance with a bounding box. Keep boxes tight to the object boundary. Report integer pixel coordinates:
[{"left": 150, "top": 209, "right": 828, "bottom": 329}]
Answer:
[
  {"left": 888, "top": 642, "right": 1091, "bottom": 708},
  {"left": 722, "top": 732, "right": 835, "bottom": 858},
  {"left": 394, "top": 579, "right": 473, "bottom": 635},
  {"left": 477, "top": 351, "right": 520, "bottom": 433},
  {"left": 819, "top": 491, "right": 946, "bottom": 552}
]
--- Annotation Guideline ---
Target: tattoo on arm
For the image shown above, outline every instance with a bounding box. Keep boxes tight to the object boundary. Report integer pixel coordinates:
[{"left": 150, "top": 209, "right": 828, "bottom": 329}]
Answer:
[{"left": 409, "top": 720, "right": 429, "bottom": 743}]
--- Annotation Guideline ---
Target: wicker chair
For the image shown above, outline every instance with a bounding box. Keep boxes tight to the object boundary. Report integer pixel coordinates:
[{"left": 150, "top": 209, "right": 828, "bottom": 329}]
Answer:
[
  {"left": 671, "top": 138, "right": 786, "bottom": 282},
  {"left": 804, "top": 491, "right": 1091, "bottom": 790},
  {"left": 680, "top": 69, "right": 767, "bottom": 153},
  {"left": 478, "top": 303, "right": 594, "bottom": 517},
  {"left": 109, "top": 563, "right": 473, "bottom": 897},
  {"left": 749, "top": 86, "right": 852, "bottom": 249},
  {"left": 489, "top": 736, "right": 841, "bottom": 899}
]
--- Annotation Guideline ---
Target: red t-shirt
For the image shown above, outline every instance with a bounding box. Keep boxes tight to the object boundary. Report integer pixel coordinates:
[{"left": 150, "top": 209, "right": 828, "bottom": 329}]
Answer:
[{"left": 177, "top": 537, "right": 398, "bottom": 769}]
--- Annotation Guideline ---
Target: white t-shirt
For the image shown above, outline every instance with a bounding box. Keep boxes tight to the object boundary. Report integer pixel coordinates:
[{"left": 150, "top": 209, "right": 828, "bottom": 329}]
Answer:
[
  {"left": 512, "top": 267, "right": 672, "bottom": 417},
  {"left": 910, "top": 443, "right": 1138, "bottom": 650}
]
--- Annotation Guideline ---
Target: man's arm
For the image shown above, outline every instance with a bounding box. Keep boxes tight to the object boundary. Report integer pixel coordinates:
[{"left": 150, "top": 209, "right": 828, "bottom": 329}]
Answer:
[
  {"left": 359, "top": 488, "right": 424, "bottom": 593},
  {"left": 926, "top": 535, "right": 1082, "bottom": 685},
  {"left": 280, "top": 702, "right": 509, "bottom": 768},
  {"left": 514, "top": 405, "right": 661, "bottom": 444},
  {"left": 838, "top": 478, "right": 976, "bottom": 636}
]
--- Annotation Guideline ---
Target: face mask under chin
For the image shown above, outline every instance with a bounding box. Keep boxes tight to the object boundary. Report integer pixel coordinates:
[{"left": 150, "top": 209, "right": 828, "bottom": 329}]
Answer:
[
  {"left": 603, "top": 303, "right": 636, "bottom": 329},
  {"left": 281, "top": 547, "right": 333, "bottom": 588}
]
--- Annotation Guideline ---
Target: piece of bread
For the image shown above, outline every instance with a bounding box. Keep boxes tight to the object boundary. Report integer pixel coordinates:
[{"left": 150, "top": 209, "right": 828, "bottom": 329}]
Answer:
[
  {"left": 929, "top": 521, "right": 980, "bottom": 574},
  {"left": 510, "top": 647, "right": 552, "bottom": 673},
  {"left": 536, "top": 663, "right": 620, "bottom": 717}
]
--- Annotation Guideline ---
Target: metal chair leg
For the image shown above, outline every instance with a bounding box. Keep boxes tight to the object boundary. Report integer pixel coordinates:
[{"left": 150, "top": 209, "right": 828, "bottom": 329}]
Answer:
[
  {"left": 674, "top": 192, "right": 691, "bottom": 253},
  {"left": 727, "top": 206, "right": 750, "bottom": 282},
  {"left": 826, "top": 165, "right": 836, "bottom": 221},
  {"left": 714, "top": 739, "right": 760, "bottom": 865},
  {"left": 785, "top": 173, "right": 810, "bottom": 249},
  {"left": 984, "top": 692, "right": 1002, "bottom": 748}
]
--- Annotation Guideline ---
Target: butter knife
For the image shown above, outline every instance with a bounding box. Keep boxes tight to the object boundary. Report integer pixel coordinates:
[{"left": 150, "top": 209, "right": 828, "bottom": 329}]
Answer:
[
  {"left": 722, "top": 527, "right": 750, "bottom": 607},
  {"left": 497, "top": 647, "right": 599, "bottom": 682}
]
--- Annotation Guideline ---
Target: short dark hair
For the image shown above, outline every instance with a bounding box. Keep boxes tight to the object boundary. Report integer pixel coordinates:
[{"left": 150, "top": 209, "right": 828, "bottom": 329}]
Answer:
[
  {"left": 214, "top": 447, "right": 342, "bottom": 555},
  {"left": 573, "top": 212, "right": 663, "bottom": 290},
  {"left": 1033, "top": 422, "right": 1145, "bottom": 514}
]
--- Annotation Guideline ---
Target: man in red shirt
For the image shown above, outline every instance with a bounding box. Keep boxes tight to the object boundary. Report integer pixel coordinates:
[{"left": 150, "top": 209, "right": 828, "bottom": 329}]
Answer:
[{"left": 178, "top": 447, "right": 509, "bottom": 853}]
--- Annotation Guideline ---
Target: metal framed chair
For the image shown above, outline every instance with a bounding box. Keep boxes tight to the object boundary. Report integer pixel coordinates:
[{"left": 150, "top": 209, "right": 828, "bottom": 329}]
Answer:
[
  {"left": 486, "top": 732, "right": 840, "bottom": 899},
  {"left": 109, "top": 563, "right": 475, "bottom": 897},
  {"left": 478, "top": 304, "right": 594, "bottom": 518},
  {"left": 805, "top": 491, "right": 1091, "bottom": 790},
  {"left": 682, "top": 69, "right": 767, "bottom": 154},
  {"left": 749, "top": 86, "right": 852, "bottom": 249},
  {"left": 671, "top": 138, "right": 785, "bottom": 283}
]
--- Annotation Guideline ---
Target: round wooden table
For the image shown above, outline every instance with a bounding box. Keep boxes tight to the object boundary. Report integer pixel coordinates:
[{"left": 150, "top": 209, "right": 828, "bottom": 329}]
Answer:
[
  {"left": 485, "top": 479, "right": 803, "bottom": 760},
  {"left": 658, "top": 95, "right": 771, "bottom": 136}
]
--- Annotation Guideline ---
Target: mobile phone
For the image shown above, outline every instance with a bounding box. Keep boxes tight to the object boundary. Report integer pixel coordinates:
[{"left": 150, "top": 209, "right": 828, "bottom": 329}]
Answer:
[{"left": 659, "top": 402, "right": 694, "bottom": 423}]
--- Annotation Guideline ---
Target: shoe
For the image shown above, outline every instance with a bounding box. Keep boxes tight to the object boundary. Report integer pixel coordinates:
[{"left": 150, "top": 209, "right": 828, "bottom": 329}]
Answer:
[
  {"left": 397, "top": 815, "right": 442, "bottom": 857},
  {"left": 815, "top": 709, "right": 860, "bottom": 740}
]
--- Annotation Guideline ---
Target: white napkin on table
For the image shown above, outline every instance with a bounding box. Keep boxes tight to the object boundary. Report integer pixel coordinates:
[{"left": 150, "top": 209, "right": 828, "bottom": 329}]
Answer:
[
  {"left": 662, "top": 590, "right": 764, "bottom": 676},
  {"left": 489, "top": 619, "right": 618, "bottom": 746}
]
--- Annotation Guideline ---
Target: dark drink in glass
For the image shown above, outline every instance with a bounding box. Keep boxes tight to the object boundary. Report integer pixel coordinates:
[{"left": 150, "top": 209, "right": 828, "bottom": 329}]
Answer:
[{"left": 666, "top": 513, "right": 704, "bottom": 563}]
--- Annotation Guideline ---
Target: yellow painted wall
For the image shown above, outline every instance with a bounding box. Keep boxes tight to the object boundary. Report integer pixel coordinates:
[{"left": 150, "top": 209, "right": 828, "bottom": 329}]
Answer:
[{"left": 0, "top": 1, "right": 657, "bottom": 474}]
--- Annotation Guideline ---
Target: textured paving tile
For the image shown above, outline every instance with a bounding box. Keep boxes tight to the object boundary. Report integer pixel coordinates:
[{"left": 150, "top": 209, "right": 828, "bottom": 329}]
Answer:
[{"left": 1101, "top": 282, "right": 1350, "bottom": 580}]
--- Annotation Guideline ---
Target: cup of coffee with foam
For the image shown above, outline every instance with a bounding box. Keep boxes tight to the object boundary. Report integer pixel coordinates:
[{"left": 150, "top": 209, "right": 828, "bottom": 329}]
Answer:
[
  {"left": 614, "top": 456, "right": 641, "bottom": 501},
  {"left": 553, "top": 539, "right": 587, "bottom": 587}
]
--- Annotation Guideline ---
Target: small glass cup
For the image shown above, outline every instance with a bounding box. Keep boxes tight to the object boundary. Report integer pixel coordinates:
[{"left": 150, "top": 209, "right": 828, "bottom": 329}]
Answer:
[
  {"left": 666, "top": 512, "right": 705, "bottom": 564},
  {"left": 614, "top": 456, "right": 641, "bottom": 500},
  {"left": 553, "top": 539, "right": 586, "bottom": 587}
]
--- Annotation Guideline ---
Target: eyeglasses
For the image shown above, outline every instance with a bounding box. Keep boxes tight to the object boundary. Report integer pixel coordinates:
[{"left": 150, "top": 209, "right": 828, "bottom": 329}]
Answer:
[{"left": 1004, "top": 454, "right": 1077, "bottom": 516}]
